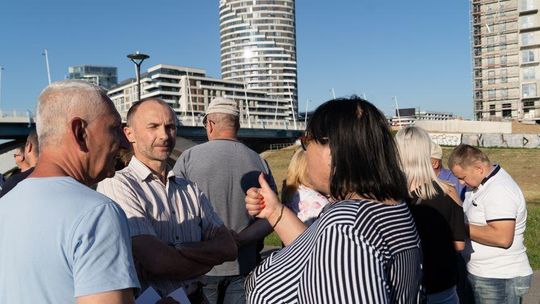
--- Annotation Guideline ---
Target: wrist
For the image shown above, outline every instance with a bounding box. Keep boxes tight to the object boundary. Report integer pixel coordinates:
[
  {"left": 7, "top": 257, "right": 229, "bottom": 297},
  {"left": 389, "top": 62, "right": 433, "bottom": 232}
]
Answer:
[{"left": 270, "top": 204, "right": 285, "bottom": 230}]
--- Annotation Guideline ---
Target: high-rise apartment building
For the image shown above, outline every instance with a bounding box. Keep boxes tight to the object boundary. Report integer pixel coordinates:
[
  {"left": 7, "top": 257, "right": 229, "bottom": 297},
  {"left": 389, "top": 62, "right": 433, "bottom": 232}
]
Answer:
[
  {"left": 219, "top": 0, "right": 298, "bottom": 122},
  {"left": 108, "top": 64, "right": 294, "bottom": 129},
  {"left": 472, "top": 0, "right": 540, "bottom": 122},
  {"left": 68, "top": 65, "right": 118, "bottom": 90}
]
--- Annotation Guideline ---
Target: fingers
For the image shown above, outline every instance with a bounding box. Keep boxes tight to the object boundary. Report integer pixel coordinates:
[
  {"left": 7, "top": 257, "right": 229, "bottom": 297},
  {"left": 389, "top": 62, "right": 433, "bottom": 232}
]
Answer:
[
  {"left": 258, "top": 172, "right": 271, "bottom": 191},
  {"left": 245, "top": 187, "right": 265, "bottom": 217}
]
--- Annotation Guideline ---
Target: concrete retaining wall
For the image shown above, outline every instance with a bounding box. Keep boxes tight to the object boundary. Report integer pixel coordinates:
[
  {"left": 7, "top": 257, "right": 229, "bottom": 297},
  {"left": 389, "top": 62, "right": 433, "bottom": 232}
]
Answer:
[
  {"left": 429, "top": 132, "right": 540, "bottom": 148},
  {"left": 416, "top": 120, "right": 512, "bottom": 134}
]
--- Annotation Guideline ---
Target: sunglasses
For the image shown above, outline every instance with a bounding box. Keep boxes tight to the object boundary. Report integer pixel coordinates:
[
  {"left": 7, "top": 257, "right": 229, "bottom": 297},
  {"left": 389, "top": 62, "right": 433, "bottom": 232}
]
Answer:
[{"left": 299, "top": 135, "right": 328, "bottom": 151}]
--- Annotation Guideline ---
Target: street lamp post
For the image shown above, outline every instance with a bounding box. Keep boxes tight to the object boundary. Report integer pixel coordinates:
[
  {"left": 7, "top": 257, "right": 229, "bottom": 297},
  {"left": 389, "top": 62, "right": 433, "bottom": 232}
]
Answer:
[
  {"left": 127, "top": 51, "right": 150, "bottom": 102},
  {"left": 0, "top": 66, "right": 3, "bottom": 111},
  {"left": 42, "top": 49, "right": 51, "bottom": 85}
]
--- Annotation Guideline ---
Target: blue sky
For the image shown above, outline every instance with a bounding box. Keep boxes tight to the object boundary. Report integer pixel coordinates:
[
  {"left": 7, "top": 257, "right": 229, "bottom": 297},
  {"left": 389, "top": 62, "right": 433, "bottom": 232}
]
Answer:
[{"left": 0, "top": 0, "right": 472, "bottom": 118}]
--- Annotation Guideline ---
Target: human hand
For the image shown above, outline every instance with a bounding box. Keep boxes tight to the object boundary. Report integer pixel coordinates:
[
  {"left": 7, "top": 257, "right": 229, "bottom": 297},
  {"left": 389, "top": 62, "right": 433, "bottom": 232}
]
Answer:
[{"left": 245, "top": 173, "right": 282, "bottom": 221}]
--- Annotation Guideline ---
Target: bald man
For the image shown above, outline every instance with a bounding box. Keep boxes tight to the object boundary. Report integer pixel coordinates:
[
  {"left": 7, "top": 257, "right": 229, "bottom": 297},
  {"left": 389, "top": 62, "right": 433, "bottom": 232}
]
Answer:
[{"left": 98, "top": 98, "right": 237, "bottom": 303}]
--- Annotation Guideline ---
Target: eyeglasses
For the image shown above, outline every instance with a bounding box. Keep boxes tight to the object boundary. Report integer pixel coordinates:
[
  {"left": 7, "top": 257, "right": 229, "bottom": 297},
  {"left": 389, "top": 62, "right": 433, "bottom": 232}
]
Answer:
[
  {"left": 299, "top": 135, "right": 312, "bottom": 151},
  {"left": 203, "top": 119, "right": 215, "bottom": 130},
  {"left": 300, "top": 135, "right": 328, "bottom": 151}
]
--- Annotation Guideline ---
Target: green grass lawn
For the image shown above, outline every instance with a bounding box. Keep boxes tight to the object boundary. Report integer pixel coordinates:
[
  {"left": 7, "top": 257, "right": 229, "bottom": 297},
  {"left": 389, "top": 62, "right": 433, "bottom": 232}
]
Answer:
[
  {"left": 526, "top": 202, "right": 540, "bottom": 270},
  {"left": 262, "top": 146, "right": 540, "bottom": 269}
]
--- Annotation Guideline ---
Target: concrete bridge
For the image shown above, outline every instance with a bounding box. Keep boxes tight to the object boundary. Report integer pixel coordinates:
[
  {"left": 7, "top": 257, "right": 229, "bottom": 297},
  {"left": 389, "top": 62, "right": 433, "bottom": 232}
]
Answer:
[{"left": 0, "top": 111, "right": 303, "bottom": 154}]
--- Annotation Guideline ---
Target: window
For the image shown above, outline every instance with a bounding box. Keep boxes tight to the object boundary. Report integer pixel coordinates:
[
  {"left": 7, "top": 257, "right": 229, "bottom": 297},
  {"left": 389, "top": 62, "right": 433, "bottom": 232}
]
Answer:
[
  {"left": 521, "top": 0, "right": 535, "bottom": 11},
  {"left": 475, "top": 80, "right": 483, "bottom": 89},
  {"left": 522, "top": 50, "right": 535, "bottom": 63},
  {"left": 501, "top": 88, "right": 508, "bottom": 99},
  {"left": 523, "top": 67, "right": 535, "bottom": 80},
  {"left": 501, "top": 55, "right": 507, "bottom": 65},
  {"left": 488, "top": 56, "right": 495, "bottom": 65},
  {"left": 521, "top": 33, "right": 535, "bottom": 46},
  {"left": 488, "top": 88, "right": 496, "bottom": 99},
  {"left": 500, "top": 22, "right": 507, "bottom": 32},
  {"left": 490, "top": 104, "right": 496, "bottom": 116},
  {"left": 488, "top": 70, "right": 496, "bottom": 84},
  {"left": 524, "top": 101, "right": 535, "bottom": 107},
  {"left": 501, "top": 69, "right": 508, "bottom": 83},
  {"left": 521, "top": 15, "right": 534, "bottom": 28},
  {"left": 522, "top": 83, "right": 537, "bottom": 97},
  {"left": 487, "top": 37, "right": 494, "bottom": 52},
  {"left": 500, "top": 35, "right": 506, "bottom": 50}
]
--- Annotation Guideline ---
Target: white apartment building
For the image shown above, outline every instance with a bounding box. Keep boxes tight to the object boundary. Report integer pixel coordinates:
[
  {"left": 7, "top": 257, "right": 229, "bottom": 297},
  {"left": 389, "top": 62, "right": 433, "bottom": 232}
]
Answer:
[
  {"left": 219, "top": 0, "right": 298, "bottom": 121},
  {"left": 108, "top": 64, "right": 295, "bottom": 129},
  {"left": 472, "top": 0, "right": 540, "bottom": 122},
  {"left": 390, "top": 108, "right": 455, "bottom": 127}
]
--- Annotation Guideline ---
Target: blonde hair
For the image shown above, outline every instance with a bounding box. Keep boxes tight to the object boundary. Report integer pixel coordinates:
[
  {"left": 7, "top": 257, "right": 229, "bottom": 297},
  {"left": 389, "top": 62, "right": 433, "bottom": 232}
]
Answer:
[
  {"left": 448, "top": 144, "right": 490, "bottom": 169},
  {"left": 395, "top": 126, "right": 447, "bottom": 201},
  {"left": 281, "top": 147, "right": 310, "bottom": 203}
]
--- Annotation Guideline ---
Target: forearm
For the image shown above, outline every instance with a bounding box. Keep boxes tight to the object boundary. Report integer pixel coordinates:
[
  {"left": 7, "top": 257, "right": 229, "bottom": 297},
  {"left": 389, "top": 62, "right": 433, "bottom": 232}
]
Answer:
[
  {"left": 469, "top": 222, "right": 515, "bottom": 248},
  {"left": 268, "top": 205, "right": 307, "bottom": 246},
  {"left": 134, "top": 235, "right": 213, "bottom": 281},
  {"left": 236, "top": 218, "right": 273, "bottom": 247},
  {"left": 176, "top": 226, "right": 237, "bottom": 265}
]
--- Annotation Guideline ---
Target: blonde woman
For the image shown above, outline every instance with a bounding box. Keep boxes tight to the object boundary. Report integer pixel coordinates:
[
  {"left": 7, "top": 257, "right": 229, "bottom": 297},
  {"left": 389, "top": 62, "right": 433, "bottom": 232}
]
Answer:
[
  {"left": 281, "top": 147, "right": 330, "bottom": 225},
  {"left": 396, "top": 126, "right": 466, "bottom": 304}
]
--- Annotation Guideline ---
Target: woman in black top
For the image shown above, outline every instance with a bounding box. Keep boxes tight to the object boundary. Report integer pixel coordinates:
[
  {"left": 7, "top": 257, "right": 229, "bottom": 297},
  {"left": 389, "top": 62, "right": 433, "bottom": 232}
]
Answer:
[
  {"left": 244, "top": 97, "right": 423, "bottom": 303},
  {"left": 396, "top": 126, "right": 466, "bottom": 304}
]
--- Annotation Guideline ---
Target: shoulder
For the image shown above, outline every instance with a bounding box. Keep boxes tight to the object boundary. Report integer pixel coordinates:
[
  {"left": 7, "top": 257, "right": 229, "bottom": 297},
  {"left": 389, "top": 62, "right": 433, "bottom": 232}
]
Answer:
[
  {"left": 319, "top": 200, "right": 419, "bottom": 251},
  {"left": 99, "top": 167, "right": 138, "bottom": 188},
  {"left": 320, "top": 200, "right": 411, "bottom": 229},
  {"left": 173, "top": 176, "right": 204, "bottom": 196},
  {"left": 482, "top": 168, "right": 524, "bottom": 202}
]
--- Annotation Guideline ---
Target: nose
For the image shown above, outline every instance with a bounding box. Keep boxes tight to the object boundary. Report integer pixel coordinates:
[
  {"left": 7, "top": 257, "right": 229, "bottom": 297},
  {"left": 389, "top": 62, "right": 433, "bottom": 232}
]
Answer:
[{"left": 158, "top": 125, "right": 169, "bottom": 140}]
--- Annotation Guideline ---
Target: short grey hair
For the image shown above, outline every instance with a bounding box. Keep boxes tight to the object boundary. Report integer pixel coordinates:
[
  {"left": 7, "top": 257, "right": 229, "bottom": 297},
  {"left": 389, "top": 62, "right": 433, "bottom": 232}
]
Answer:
[{"left": 36, "top": 80, "right": 113, "bottom": 148}]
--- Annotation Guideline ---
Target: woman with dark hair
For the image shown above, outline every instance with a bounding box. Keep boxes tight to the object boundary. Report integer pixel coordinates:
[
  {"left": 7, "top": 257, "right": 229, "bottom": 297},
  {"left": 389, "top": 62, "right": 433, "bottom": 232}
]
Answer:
[{"left": 245, "top": 97, "right": 423, "bottom": 303}]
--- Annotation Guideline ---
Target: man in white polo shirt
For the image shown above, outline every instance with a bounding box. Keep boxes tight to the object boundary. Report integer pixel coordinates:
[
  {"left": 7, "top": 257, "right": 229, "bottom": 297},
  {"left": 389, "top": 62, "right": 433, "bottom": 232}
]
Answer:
[{"left": 448, "top": 144, "right": 532, "bottom": 303}]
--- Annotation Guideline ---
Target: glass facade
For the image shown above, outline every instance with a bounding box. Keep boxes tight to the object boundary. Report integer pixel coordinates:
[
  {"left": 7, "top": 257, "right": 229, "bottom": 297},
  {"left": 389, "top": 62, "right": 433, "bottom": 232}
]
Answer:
[
  {"left": 219, "top": 0, "right": 298, "bottom": 122},
  {"left": 68, "top": 65, "right": 118, "bottom": 90}
]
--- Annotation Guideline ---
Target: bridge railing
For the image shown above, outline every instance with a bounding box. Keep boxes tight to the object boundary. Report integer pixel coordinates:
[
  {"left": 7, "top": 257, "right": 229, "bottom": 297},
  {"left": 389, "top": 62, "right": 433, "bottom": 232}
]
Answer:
[
  {"left": 0, "top": 110, "right": 35, "bottom": 123},
  {"left": 177, "top": 116, "right": 306, "bottom": 130}
]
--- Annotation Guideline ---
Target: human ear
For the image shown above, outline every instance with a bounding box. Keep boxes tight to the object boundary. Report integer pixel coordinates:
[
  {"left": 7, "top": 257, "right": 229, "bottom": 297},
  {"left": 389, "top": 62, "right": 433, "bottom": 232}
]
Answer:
[
  {"left": 71, "top": 117, "right": 89, "bottom": 152},
  {"left": 124, "top": 126, "right": 136, "bottom": 144}
]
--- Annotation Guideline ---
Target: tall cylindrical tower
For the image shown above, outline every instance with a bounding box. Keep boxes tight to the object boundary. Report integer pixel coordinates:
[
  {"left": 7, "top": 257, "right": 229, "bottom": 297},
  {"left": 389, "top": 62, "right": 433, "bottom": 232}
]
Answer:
[{"left": 219, "top": 0, "right": 297, "bottom": 122}]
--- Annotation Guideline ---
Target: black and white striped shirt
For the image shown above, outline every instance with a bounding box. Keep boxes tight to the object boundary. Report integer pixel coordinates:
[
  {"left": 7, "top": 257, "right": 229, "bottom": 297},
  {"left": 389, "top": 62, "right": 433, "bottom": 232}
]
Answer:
[{"left": 245, "top": 200, "right": 423, "bottom": 303}]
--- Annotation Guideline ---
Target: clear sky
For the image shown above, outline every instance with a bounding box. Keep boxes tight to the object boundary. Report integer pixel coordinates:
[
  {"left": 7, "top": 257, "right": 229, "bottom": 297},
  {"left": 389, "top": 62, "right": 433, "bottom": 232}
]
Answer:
[{"left": 0, "top": 0, "right": 472, "bottom": 118}]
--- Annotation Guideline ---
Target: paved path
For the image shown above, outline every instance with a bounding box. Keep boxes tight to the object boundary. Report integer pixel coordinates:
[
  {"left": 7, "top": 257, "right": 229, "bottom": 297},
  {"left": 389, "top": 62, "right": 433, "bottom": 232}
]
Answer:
[
  {"left": 524, "top": 271, "right": 540, "bottom": 304},
  {"left": 263, "top": 246, "right": 540, "bottom": 303}
]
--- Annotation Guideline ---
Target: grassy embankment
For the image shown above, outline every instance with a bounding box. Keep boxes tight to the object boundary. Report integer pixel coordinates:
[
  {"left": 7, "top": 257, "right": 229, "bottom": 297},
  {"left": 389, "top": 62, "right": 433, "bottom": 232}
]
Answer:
[{"left": 261, "top": 146, "right": 540, "bottom": 269}]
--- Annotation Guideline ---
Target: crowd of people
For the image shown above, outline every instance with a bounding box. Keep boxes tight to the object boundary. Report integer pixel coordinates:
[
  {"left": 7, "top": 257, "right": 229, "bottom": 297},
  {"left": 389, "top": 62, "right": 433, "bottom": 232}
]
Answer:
[{"left": 0, "top": 80, "right": 534, "bottom": 304}]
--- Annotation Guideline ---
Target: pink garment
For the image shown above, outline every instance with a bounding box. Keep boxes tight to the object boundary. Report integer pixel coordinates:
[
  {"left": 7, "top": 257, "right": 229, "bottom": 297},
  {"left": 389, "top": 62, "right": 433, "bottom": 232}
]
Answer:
[{"left": 285, "top": 185, "right": 330, "bottom": 226}]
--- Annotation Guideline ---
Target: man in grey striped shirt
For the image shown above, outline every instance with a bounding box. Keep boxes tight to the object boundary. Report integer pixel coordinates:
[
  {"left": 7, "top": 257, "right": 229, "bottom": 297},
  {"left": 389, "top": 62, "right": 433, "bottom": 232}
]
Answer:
[{"left": 98, "top": 98, "right": 238, "bottom": 303}]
